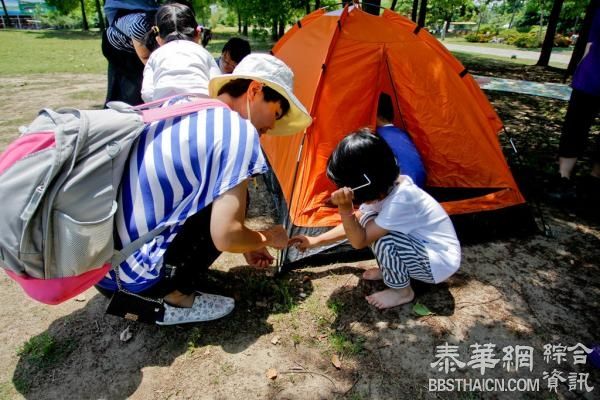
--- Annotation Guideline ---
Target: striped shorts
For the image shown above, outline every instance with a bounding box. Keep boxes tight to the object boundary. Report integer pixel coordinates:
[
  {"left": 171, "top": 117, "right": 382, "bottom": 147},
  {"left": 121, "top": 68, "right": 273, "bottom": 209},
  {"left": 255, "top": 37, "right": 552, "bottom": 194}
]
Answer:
[{"left": 370, "top": 231, "right": 435, "bottom": 289}]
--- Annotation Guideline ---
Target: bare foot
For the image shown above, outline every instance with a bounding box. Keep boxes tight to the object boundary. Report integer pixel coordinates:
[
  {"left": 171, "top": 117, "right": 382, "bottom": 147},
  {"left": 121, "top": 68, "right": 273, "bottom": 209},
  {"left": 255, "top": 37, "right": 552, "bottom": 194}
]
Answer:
[
  {"left": 366, "top": 286, "right": 415, "bottom": 309},
  {"left": 163, "top": 290, "right": 195, "bottom": 308},
  {"left": 362, "top": 268, "right": 383, "bottom": 281}
]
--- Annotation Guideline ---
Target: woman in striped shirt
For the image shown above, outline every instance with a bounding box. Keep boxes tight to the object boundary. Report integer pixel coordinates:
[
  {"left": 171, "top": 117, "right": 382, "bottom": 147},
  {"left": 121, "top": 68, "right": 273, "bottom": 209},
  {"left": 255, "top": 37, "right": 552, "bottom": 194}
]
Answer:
[{"left": 98, "top": 54, "right": 312, "bottom": 325}]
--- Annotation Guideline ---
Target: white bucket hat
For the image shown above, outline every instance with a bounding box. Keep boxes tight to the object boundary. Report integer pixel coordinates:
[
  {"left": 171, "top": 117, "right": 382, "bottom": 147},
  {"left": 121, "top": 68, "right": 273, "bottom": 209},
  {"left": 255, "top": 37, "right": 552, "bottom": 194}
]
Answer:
[{"left": 209, "top": 53, "right": 312, "bottom": 136}]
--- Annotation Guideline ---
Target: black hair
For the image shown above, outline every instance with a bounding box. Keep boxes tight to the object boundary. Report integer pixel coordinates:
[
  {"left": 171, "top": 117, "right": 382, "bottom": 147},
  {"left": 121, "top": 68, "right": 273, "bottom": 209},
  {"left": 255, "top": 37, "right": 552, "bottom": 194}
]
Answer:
[
  {"left": 326, "top": 129, "right": 399, "bottom": 204},
  {"left": 222, "top": 37, "right": 251, "bottom": 64},
  {"left": 377, "top": 93, "right": 394, "bottom": 123},
  {"left": 144, "top": 2, "right": 198, "bottom": 49},
  {"left": 217, "top": 79, "right": 291, "bottom": 118}
]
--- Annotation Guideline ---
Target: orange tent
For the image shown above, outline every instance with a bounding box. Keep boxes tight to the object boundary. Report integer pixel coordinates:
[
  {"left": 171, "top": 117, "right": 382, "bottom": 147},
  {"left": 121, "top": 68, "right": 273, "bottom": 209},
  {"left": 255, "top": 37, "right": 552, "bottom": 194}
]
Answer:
[{"left": 262, "top": 6, "right": 526, "bottom": 261}]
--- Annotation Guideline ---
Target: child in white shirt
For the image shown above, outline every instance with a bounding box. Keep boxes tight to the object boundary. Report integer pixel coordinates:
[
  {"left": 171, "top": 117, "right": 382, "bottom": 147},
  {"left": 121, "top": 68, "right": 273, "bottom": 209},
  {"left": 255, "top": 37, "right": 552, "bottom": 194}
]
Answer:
[
  {"left": 290, "top": 129, "right": 461, "bottom": 309},
  {"left": 141, "top": 2, "right": 220, "bottom": 102}
]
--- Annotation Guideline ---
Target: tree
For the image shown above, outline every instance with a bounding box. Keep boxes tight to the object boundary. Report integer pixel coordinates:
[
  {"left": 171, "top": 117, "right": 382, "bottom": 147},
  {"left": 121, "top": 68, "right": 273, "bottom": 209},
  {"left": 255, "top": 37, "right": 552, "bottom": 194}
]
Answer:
[
  {"left": 566, "top": 0, "right": 597, "bottom": 77},
  {"left": 417, "top": 0, "right": 428, "bottom": 26},
  {"left": 363, "top": 0, "right": 381, "bottom": 15},
  {"left": 1, "top": 0, "right": 11, "bottom": 28},
  {"left": 94, "top": 0, "right": 105, "bottom": 31},
  {"left": 412, "top": 0, "right": 419, "bottom": 21},
  {"left": 536, "top": 0, "right": 564, "bottom": 66},
  {"left": 79, "top": 0, "right": 89, "bottom": 30}
]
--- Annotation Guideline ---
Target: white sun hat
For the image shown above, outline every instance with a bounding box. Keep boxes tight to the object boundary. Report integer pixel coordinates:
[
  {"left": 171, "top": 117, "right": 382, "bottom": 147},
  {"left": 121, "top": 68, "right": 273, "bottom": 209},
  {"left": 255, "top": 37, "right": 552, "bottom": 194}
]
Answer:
[{"left": 209, "top": 53, "right": 312, "bottom": 136}]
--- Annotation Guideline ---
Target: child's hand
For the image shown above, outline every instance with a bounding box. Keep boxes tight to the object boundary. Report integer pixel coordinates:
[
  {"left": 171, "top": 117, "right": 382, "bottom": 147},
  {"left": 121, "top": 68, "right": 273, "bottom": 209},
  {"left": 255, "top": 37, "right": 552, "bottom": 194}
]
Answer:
[
  {"left": 331, "top": 187, "right": 354, "bottom": 211},
  {"left": 288, "top": 235, "right": 317, "bottom": 251},
  {"left": 243, "top": 248, "right": 274, "bottom": 268}
]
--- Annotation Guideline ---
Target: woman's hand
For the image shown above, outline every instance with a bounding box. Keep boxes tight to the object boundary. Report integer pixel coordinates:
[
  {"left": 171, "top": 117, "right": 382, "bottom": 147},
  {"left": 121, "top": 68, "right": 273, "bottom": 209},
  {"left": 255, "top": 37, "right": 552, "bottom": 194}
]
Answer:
[{"left": 243, "top": 248, "right": 274, "bottom": 268}]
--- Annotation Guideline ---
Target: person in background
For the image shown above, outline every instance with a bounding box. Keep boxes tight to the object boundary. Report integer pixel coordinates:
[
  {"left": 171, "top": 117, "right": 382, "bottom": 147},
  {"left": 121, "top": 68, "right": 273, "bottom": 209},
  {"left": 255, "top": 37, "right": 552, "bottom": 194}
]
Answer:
[
  {"left": 376, "top": 93, "right": 427, "bottom": 188},
  {"left": 290, "top": 130, "right": 460, "bottom": 310},
  {"left": 550, "top": 0, "right": 600, "bottom": 206},
  {"left": 104, "top": 0, "right": 159, "bottom": 26},
  {"left": 102, "top": 2, "right": 159, "bottom": 106},
  {"left": 141, "top": 3, "right": 220, "bottom": 101},
  {"left": 217, "top": 37, "right": 251, "bottom": 74}
]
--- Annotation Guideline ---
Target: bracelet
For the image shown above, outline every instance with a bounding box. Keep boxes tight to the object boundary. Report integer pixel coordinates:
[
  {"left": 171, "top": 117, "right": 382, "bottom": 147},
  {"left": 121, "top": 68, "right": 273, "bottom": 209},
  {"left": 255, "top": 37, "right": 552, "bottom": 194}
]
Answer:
[{"left": 338, "top": 209, "right": 354, "bottom": 217}]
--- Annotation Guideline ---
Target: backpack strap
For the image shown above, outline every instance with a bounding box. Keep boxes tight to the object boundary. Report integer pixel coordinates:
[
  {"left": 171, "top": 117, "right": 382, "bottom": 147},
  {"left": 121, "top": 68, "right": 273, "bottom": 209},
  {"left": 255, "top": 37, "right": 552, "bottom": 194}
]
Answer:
[
  {"left": 111, "top": 225, "right": 168, "bottom": 267},
  {"left": 135, "top": 95, "right": 231, "bottom": 124}
]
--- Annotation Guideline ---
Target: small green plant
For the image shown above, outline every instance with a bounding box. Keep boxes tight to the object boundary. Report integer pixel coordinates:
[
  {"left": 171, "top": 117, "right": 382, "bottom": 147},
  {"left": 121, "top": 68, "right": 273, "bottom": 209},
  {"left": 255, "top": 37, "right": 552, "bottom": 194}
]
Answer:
[
  {"left": 17, "top": 333, "right": 76, "bottom": 369},
  {"left": 328, "top": 331, "right": 364, "bottom": 356},
  {"left": 291, "top": 333, "right": 302, "bottom": 345},
  {"left": 187, "top": 327, "right": 203, "bottom": 350},
  {"left": 327, "top": 299, "right": 345, "bottom": 316}
]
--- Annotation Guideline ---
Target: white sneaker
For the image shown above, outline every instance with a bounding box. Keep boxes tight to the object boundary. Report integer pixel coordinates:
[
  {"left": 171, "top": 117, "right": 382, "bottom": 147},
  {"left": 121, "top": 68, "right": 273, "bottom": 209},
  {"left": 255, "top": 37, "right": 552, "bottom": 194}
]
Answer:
[{"left": 156, "top": 292, "right": 235, "bottom": 325}]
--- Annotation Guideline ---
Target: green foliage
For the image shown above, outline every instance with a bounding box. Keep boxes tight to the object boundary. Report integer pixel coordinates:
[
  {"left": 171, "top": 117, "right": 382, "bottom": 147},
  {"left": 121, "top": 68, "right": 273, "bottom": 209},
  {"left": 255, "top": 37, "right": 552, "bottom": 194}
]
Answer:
[
  {"left": 328, "top": 331, "right": 365, "bottom": 356},
  {"left": 17, "top": 333, "right": 76, "bottom": 369},
  {"left": 498, "top": 28, "right": 522, "bottom": 44},
  {"left": 478, "top": 23, "right": 500, "bottom": 35},
  {"left": 513, "top": 31, "right": 541, "bottom": 48},
  {"left": 465, "top": 32, "right": 494, "bottom": 42},
  {"left": 553, "top": 33, "right": 571, "bottom": 47},
  {"left": 39, "top": 10, "right": 82, "bottom": 29}
]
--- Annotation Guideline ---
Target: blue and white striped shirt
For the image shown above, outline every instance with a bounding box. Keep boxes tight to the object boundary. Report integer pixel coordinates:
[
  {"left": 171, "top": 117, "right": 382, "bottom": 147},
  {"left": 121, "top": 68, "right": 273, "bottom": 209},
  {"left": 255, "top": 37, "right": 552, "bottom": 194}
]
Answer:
[{"left": 98, "top": 106, "right": 268, "bottom": 292}]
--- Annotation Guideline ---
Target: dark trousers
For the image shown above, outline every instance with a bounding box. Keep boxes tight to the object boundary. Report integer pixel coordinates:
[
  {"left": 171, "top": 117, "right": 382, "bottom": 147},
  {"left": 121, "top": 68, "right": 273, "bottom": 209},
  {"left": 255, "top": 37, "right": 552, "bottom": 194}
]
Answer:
[
  {"left": 101, "top": 30, "right": 145, "bottom": 106},
  {"left": 559, "top": 88, "right": 600, "bottom": 162},
  {"left": 161, "top": 204, "right": 221, "bottom": 295},
  {"left": 97, "top": 204, "right": 221, "bottom": 299}
]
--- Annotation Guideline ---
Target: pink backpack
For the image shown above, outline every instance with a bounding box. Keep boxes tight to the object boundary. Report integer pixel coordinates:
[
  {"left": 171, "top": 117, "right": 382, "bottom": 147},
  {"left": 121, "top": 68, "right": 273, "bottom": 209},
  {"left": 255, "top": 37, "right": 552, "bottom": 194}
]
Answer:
[{"left": 0, "top": 96, "right": 229, "bottom": 304}]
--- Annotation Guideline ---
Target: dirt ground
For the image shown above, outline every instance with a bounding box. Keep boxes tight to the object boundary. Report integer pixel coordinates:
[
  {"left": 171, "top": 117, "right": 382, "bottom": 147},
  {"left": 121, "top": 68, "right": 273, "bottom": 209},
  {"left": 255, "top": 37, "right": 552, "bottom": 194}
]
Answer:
[{"left": 0, "top": 68, "right": 598, "bottom": 400}]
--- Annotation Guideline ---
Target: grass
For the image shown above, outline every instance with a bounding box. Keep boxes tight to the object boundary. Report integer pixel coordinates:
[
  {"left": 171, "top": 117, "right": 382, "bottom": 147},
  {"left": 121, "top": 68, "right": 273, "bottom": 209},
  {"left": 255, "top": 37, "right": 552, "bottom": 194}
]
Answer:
[
  {"left": 328, "top": 331, "right": 365, "bottom": 356},
  {"left": 17, "top": 332, "right": 75, "bottom": 368},
  {"left": 0, "top": 26, "right": 275, "bottom": 76},
  {"left": 0, "top": 30, "right": 106, "bottom": 74}
]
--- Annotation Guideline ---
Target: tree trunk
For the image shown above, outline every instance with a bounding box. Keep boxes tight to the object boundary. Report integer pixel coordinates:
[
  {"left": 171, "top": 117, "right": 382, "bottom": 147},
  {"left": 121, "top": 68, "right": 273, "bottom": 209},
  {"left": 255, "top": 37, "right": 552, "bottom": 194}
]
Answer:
[
  {"left": 363, "top": 0, "right": 381, "bottom": 16},
  {"left": 1, "top": 0, "right": 11, "bottom": 28},
  {"left": 80, "top": 0, "right": 89, "bottom": 31},
  {"left": 417, "top": 0, "right": 428, "bottom": 27},
  {"left": 411, "top": 0, "right": 419, "bottom": 22},
  {"left": 536, "top": 0, "right": 564, "bottom": 67},
  {"left": 278, "top": 17, "right": 285, "bottom": 37},
  {"left": 566, "top": 0, "right": 596, "bottom": 78},
  {"left": 391, "top": 0, "right": 398, "bottom": 11},
  {"left": 95, "top": 0, "right": 105, "bottom": 31},
  {"left": 237, "top": 8, "right": 241, "bottom": 34},
  {"left": 315, "top": 0, "right": 321, "bottom": 10},
  {"left": 508, "top": 3, "right": 518, "bottom": 29},
  {"left": 305, "top": 0, "right": 310, "bottom": 14},
  {"left": 243, "top": 21, "right": 248, "bottom": 37},
  {"left": 272, "top": 16, "right": 278, "bottom": 40}
]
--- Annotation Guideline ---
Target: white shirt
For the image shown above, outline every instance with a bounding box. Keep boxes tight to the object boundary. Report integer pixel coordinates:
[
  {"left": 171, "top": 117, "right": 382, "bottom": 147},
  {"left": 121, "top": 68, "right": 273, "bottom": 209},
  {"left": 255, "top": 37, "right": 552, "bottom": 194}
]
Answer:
[
  {"left": 142, "top": 40, "right": 221, "bottom": 102},
  {"left": 359, "top": 176, "right": 461, "bottom": 283}
]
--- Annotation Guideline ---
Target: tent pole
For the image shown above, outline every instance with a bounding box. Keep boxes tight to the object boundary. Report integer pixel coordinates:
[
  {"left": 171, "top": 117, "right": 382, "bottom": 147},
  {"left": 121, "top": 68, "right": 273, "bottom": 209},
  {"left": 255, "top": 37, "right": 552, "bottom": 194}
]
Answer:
[
  {"left": 502, "top": 126, "right": 553, "bottom": 238},
  {"left": 277, "top": 4, "right": 353, "bottom": 271}
]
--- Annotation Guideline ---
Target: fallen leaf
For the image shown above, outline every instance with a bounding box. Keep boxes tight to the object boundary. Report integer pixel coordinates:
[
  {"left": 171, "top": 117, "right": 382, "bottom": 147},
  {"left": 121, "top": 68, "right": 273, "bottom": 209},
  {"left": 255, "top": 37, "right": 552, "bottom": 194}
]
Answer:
[
  {"left": 331, "top": 354, "right": 342, "bottom": 369},
  {"left": 266, "top": 368, "right": 278, "bottom": 380},
  {"left": 74, "top": 295, "right": 86, "bottom": 302},
  {"left": 271, "top": 335, "right": 280, "bottom": 345},
  {"left": 119, "top": 326, "right": 133, "bottom": 342},
  {"left": 412, "top": 302, "right": 433, "bottom": 317}
]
